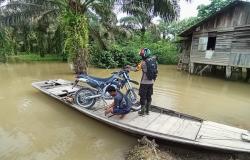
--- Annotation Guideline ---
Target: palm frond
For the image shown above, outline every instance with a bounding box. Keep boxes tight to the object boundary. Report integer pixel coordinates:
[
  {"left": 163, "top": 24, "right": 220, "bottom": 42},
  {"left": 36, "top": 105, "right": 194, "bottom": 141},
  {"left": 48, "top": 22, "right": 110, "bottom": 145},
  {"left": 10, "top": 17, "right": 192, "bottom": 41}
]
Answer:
[
  {"left": 118, "top": 0, "right": 181, "bottom": 21},
  {"left": 0, "top": 0, "right": 61, "bottom": 26}
]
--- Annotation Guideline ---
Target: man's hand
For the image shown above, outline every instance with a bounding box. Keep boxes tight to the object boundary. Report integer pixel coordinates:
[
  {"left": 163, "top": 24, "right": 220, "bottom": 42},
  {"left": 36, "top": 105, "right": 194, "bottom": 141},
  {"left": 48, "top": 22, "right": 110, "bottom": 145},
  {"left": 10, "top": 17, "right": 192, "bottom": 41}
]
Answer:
[
  {"left": 124, "top": 65, "right": 131, "bottom": 70},
  {"left": 124, "top": 64, "right": 139, "bottom": 72},
  {"left": 105, "top": 105, "right": 110, "bottom": 110}
]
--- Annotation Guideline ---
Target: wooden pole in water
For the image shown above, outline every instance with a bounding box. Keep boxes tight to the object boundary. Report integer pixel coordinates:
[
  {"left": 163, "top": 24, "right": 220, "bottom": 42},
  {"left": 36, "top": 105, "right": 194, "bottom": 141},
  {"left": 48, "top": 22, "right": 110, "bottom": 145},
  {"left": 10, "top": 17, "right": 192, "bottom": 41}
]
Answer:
[
  {"left": 242, "top": 67, "right": 247, "bottom": 81},
  {"left": 226, "top": 66, "right": 232, "bottom": 79},
  {"left": 189, "top": 63, "right": 194, "bottom": 74}
]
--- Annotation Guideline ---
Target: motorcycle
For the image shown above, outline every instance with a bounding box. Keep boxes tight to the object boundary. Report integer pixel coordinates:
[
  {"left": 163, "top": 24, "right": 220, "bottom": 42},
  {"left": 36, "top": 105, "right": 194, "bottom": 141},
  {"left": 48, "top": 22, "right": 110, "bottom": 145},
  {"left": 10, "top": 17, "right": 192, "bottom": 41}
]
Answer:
[{"left": 72, "top": 69, "right": 141, "bottom": 110}]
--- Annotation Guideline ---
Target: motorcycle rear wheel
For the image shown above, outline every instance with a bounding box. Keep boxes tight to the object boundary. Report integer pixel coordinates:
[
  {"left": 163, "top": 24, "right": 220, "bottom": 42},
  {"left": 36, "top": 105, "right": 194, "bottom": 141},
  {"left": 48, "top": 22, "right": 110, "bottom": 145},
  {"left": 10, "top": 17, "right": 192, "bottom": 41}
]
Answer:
[
  {"left": 126, "top": 88, "right": 141, "bottom": 111},
  {"left": 75, "top": 88, "right": 96, "bottom": 109}
]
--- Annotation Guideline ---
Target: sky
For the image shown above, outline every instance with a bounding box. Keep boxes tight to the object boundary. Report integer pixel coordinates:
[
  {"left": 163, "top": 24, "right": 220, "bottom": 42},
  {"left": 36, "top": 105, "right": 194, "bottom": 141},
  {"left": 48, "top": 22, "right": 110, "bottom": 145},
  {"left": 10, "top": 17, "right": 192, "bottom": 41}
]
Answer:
[{"left": 179, "top": 0, "right": 211, "bottom": 20}]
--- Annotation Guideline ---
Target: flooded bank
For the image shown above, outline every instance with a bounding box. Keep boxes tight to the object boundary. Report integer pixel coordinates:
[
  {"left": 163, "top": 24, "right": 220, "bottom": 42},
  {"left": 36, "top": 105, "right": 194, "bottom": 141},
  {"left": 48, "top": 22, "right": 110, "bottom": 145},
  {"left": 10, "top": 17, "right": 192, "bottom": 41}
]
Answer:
[{"left": 0, "top": 62, "right": 249, "bottom": 159}]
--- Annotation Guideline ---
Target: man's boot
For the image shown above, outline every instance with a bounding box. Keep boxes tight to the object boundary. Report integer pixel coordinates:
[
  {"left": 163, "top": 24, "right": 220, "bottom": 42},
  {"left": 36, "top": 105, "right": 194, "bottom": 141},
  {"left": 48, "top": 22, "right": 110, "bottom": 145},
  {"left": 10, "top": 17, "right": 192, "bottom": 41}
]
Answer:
[
  {"left": 145, "top": 101, "right": 151, "bottom": 115},
  {"left": 138, "top": 105, "right": 145, "bottom": 116}
]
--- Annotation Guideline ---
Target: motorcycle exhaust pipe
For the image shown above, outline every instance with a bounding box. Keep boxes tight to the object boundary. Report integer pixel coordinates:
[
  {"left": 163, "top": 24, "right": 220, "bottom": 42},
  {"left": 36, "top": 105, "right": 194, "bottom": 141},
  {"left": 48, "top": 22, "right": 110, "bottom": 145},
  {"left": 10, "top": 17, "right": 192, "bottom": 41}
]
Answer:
[{"left": 85, "top": 94, "right": 101, "bottom": 100}]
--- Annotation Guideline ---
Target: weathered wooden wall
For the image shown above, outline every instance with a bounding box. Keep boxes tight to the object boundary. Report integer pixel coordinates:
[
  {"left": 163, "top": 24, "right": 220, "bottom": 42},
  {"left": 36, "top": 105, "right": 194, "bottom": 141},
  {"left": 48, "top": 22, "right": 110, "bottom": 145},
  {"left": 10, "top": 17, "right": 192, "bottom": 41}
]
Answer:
[
  {"left": 189, "top": 3, "right": 250, "bottom": 68},
  {"left": 196, "top": 4, "right": 250, "bottom": 32},
  {"left": 230, "top": 26, "right": 250, "bottom": 67},
  {"left": 182, "top": 40, "right": 191, "bottom": 64},
  {"left": 190, "top": 32, "right": 233, "bottom": 65}
]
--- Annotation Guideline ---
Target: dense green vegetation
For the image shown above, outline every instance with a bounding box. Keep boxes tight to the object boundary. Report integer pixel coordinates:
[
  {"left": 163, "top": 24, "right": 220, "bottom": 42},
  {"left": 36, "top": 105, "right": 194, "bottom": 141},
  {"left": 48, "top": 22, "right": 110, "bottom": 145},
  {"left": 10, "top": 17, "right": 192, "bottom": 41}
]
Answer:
[
  {"left": 90, "top": 33, "right": 178, "bottom": 68},
  {"left": 7, "top": 53, "right": 64, "bottom": 62},
  {"left": 0, "top": 28, "right": 15, "bottom": 62},
  {"left": 0, "top": 0, "right": 234, "bottom": 71}
]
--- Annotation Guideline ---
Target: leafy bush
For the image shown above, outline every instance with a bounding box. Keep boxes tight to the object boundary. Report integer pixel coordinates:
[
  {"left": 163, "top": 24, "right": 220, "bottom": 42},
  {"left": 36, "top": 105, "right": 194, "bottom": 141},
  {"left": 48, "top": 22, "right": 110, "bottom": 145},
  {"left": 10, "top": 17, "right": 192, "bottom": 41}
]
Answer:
[
  {"left": 90, "top": 33, "right": 179, "bottom": 68},
  {"left": 90, "top": 44, "right": 140, "bottom": 68}
]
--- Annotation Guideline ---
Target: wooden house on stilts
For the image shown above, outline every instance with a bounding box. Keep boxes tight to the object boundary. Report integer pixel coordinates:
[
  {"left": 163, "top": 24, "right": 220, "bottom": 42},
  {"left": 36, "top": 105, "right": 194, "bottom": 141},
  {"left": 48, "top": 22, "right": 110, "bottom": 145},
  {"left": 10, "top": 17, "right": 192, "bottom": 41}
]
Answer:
[{"left": 178, "top": 0, "right": 250, "bottom": 80}]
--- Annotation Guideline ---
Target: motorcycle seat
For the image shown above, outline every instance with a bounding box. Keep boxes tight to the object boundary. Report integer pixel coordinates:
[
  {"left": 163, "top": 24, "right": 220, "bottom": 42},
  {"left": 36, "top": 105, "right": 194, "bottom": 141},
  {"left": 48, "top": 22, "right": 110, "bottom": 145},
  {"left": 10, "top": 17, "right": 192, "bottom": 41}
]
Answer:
[{"left": 88, "top": 75, "right": 115, "bottom": 83}]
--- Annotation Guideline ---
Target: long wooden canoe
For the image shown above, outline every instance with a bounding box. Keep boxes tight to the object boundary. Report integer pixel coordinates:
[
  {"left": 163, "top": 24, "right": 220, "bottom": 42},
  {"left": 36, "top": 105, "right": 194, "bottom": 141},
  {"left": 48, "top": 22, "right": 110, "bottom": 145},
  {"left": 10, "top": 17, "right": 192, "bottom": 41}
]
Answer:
[{"left": 32, "top": 79, "right": 250, "bottom": 153}]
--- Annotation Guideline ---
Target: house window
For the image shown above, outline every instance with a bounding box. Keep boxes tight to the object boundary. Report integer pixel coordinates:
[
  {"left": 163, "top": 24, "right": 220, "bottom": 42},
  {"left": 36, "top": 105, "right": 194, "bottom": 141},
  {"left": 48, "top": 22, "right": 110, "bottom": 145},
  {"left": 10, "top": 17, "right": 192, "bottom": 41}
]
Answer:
[
  {"left": 207, "top": 37, "right": 216, "bottom": 50},
  {"left": 198, "top": 36, "right": 217, "bottom": 51},
  {"left": 198, "top": 37, "right": 208, "bottom": 51}
]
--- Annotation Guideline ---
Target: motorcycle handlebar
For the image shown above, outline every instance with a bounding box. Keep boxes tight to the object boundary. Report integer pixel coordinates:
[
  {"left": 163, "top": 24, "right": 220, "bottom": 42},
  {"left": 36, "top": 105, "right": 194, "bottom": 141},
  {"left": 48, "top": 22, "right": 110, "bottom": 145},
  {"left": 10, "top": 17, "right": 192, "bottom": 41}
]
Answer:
[{"left": 111, "top": 69, "right": 129, "bottom": 75}]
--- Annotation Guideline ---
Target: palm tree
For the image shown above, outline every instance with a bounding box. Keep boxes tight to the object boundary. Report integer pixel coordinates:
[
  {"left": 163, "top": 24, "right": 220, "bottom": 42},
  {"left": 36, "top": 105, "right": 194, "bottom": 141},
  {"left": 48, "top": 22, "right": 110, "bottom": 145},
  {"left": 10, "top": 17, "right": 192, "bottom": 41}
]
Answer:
[
  {"left": 119, "top": 6, "right": 154, "bottom": 39},
  {"left": 0, "top": 0, "right": 189, "bottom": 73}
]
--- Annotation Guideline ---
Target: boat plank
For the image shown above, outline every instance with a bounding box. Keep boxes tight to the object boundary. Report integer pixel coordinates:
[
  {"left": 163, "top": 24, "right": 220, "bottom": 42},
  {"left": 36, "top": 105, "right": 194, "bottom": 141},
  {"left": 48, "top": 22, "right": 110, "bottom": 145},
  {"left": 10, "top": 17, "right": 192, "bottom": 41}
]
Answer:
[
  {"left": 109, "top": 111, "right": 139, "bottom": 123},
  {"left": 147, "top": 115, "right": 201, "bottom": 140},
  {"left": 197, "top": 121, "right": 250, "bottom": 150},
  {"left": 146, "top": 114, "right": 172, "bottom": 131},
  {"left": 128, "top": 112, "right": 160, "bottom": 129},
  {"left": 202, "top": 121, "right": 248, "bottom": 134},
  {"left": 52, "top": 79, "right": 72, "bottom": 85},
  {"left": 92, "top": 107, "right": 106, "bottom": 116},
  {"left": 47, "top": 86, "right": 79, "bottom": 96}
]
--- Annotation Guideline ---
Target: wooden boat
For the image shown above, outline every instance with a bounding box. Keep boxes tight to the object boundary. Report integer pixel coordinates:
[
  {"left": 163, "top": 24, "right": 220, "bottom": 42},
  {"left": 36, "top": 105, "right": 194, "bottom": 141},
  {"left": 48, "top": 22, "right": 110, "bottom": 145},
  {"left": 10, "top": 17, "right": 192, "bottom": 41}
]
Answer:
[{"left": 32, "top": 79, "right": 250, "bottom": 153}]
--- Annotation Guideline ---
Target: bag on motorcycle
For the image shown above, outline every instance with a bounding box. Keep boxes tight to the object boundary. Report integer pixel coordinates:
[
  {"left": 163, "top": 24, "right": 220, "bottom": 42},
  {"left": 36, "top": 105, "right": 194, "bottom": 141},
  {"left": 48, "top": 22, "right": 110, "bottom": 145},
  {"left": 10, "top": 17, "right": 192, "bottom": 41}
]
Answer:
[{"left": 145, "top": 57, "right": 158, "bottom": 81}]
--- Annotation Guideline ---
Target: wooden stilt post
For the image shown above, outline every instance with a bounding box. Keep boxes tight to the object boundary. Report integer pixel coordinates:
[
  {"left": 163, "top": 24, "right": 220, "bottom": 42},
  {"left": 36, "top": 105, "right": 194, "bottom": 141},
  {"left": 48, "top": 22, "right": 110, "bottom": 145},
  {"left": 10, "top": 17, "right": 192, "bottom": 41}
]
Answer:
[
  {"left": 247, "top": 68, "right": 250, "bottom": 82},
  {"left": 226, "top": 66, "right": 232, "bottom": 79},
  {"left": 242, "top": 68, "right": 247, "bottom": 81},
  {"left": 189, "top": 63, "right": 194, "bottom": 74}
]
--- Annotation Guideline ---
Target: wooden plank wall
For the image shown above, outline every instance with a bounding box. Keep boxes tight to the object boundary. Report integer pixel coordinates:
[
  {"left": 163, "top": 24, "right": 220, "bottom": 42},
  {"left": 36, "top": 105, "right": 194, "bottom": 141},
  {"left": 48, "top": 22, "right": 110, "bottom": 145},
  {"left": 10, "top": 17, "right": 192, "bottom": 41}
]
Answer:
[
  {"left": 196, "top": 4, "right": 250, "bottom": 32},
  {"left": 190, "top": 32, "right": 232, "bottom": 65},
  {"left": 230, "top": 27, "right": 250, "bottom": 67},
  {"left": 189, "top": 3, "right": 250, "bottom": 68},
  {"left": 182, "top": 40, "right": 191, "bottom": 64}
]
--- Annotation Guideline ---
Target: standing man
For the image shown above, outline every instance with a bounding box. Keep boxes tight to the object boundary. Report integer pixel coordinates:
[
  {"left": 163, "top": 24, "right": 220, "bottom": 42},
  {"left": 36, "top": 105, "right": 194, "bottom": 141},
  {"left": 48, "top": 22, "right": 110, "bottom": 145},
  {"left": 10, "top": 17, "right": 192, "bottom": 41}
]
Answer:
[{"left": 128, "top": 48, "right": 158, "bottom": 116}]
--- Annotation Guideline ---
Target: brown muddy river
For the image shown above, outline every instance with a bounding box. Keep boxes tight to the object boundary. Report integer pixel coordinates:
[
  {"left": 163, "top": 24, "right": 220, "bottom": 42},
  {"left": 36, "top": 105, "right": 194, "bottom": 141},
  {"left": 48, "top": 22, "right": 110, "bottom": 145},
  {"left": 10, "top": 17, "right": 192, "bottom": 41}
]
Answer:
[{"left": 0, "top": 62, "right": 250, "bottom": 160}]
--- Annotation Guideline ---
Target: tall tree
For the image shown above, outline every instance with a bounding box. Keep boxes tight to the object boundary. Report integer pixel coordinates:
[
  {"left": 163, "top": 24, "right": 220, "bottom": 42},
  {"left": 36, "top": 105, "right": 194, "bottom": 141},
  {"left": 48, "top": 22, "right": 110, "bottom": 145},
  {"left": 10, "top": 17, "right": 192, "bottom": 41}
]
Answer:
[{"left": 120, "top": 5, "right": 154, "bottom": 39}]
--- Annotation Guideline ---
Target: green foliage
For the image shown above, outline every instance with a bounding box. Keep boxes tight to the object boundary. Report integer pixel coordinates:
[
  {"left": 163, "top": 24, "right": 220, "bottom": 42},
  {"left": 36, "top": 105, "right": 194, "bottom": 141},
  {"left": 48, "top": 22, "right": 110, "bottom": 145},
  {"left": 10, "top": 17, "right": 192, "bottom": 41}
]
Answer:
[
  {"left": 90, "top": 32, "right": 178, "bottom": 68},
  {"left": 163, "top": 17, "right": 198, "bottom": 36},
  {"left": 90, "top": 44, "right": 141, "bottom": 68},
  {"left": 0, "top": 0, "right": 184, "bottom": 67},
  {"left": 0, "top": 28, "right": 15, "bottom": 62},
  {"left": 60, "top": 9, "right": 89, "bottom": 73},
  {"left": 7, "top": 53, "right": 64, "bottom": 62},
  {"left": 197, "top": 0, "right": 234, "bottom": 19}
]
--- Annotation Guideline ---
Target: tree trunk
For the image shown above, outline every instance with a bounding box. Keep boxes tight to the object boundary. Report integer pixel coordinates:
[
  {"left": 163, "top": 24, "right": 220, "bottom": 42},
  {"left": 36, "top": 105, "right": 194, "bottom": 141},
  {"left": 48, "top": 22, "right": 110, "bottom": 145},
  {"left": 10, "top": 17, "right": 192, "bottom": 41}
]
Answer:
[
  {"left": 72, "top": 48, "right": 88, "bottom": 74},
  {"left": 141, "top": 27, "right": 146, "bottom": 41},
  {"left": 162, "top": 31, "right": 166, "bottom": 39}
]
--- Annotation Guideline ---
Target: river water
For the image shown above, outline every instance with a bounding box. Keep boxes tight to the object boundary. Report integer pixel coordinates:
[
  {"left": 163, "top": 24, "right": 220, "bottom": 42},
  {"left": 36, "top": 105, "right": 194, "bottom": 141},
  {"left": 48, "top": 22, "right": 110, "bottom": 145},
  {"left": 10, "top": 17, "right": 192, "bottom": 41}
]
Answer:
[{"left": 0, "top": 62, "right": 250, "bottom": 160}]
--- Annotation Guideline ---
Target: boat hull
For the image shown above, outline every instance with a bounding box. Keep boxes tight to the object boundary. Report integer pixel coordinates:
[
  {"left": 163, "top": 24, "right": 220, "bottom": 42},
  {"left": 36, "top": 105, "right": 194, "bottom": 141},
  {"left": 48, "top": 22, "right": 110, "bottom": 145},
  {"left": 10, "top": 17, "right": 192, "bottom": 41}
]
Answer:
[{"left": 32, "top": 79, "right": 250, "bottom": 153}]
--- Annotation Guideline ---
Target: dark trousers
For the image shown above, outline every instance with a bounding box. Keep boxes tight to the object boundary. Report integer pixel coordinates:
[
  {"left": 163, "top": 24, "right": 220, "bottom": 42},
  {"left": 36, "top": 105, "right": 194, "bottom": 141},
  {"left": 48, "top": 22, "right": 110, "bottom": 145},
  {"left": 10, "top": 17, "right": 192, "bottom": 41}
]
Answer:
[{"left": 139, "top": 84, "right": 153, "bottom": 106}]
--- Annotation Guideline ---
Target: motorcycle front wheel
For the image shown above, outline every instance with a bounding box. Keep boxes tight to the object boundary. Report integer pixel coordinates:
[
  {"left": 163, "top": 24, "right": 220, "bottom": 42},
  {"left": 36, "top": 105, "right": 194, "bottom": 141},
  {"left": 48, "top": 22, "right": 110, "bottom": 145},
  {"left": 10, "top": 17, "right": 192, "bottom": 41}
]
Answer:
[
  {"left": 126, "top": 88, "right": 141, "bottom": 111},
  {"left": 74, "top": 88, "right": 96, "bottom": 109}
]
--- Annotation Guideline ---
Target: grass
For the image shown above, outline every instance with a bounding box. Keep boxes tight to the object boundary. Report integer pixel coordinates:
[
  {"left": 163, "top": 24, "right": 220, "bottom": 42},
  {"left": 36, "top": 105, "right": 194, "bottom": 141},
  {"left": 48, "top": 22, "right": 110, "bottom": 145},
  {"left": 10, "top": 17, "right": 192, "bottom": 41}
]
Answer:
[{"left": 7, "top": 53, "right": 65, "bottom": 62}]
